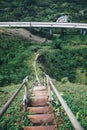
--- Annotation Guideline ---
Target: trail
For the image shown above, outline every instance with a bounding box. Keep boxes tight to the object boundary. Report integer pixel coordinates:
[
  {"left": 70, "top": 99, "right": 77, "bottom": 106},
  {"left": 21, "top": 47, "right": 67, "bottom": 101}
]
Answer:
[
  {"left": 24, "top": 53, "right": 57, "bottom": 130},
  {"left": 33, "top": 53, "right": 40, "bottom": 83}
]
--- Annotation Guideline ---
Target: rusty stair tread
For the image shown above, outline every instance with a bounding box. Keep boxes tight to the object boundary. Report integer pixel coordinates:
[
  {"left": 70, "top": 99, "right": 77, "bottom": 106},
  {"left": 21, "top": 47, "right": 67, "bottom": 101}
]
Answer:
[
  {"left": 24, "top": 84, "right": 57, "bottom": 130},
  {"left": 31, "top": 97, "right": 48, "bottom": 106},
  {"left": 32, "top": 93, "right": 48, "bottom": 96},
  {"left": 31, "top": 93, "right": 48, "bottom": 97},
  {"left": 33, "top": 87, "right": 46, "bottom": 91},
  {"left": 31, "top": 96, "right": 48, "bottom": 99},
  {"left": 32, "top": 90, "right": 47, "bottom": 93},
  {"left": 27, "top": 113, "right": 54, "bottom": 123},
  {"left": 24, "top": 125, "right": 57, "bottom": 130},
  {"left": 27, "top": 106, "right": 51, "bottom": 114},
  {"left": 32, "top": 91, "right": 48, "bottom": 97}
]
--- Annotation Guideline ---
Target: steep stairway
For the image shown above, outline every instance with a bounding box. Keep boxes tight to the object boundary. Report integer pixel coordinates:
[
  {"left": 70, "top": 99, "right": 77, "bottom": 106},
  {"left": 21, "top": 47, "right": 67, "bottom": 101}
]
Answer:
[{"left": 24, "top": 84, "right": 57, "bottom": 130}]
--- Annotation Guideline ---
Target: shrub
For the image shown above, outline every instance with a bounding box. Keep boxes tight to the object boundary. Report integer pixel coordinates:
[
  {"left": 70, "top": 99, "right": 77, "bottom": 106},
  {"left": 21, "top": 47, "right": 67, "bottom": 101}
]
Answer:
[
  {"left": 61, "top": 77, "right": 69, "bottom": 83},
  {"left": 0, "top": 34, "right": 33, "bottom": 86}
]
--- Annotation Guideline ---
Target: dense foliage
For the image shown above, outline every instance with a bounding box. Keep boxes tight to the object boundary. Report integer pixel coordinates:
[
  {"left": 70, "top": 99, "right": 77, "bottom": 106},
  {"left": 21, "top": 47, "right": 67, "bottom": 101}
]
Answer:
[
  {"left": 0, "top": 84, "right": 33, "bottom": 130},
  {"left": 0, "top": 0, "right": 87, "bottom": 129},
  {"left": 0, "top": 32, "right": 33, "bottom": 86},
  {"left": 39, "top": 35, "right": 87, "bottom": 84},
  {"left": 53, "top": 81, "right": 87, "bottom": 129},
  {"left": 0, "top": 0, "right": 87, "bottom": 23}
]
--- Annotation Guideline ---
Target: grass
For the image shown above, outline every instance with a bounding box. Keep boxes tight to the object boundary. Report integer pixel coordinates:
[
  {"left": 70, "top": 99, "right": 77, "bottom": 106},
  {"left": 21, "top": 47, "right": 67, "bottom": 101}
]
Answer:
[
  {"left": 0, "top": 84, "right": 20, "bottom": 109},
  {"left": 0, "top": 82, "right": 34, "bottom": 130},
  {"left": 0, "top": 55, "right": 87, "bottom": 130},
  {"left": 53, "top": 81, "right": 87, "bottom": 129},
  {"left": 0, "top": 51, "right": 37, "bottom": 130},
  {"left": 35, "top": 57, "right": 87, "bottom": 129},
  {"left": 64, "top": 33, "right": 87, "bottom": 45},
  {"left": 0, "top": 31, "right": 87, "bottom": 129}
]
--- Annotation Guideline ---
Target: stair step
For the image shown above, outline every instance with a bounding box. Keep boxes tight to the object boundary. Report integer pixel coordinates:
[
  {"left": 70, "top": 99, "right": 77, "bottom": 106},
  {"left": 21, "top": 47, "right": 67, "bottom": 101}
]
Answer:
[
  {"left": 32, "top": 90, "right": 47, "bottom": 94},
  {"left": 33, "top": 86, "right": 46, "bottom": 91},
  {"left": 31, "top": 96, "right": 48, "bottom": 99},
  {"left": 31, "top": 97, "right": 48, "bottom": 106},
  {"left": 24, "top": 125, "right": 57, "bottom": 130},
  {"left": 28, "top": 106, "right": 51, "bottom": 114},
  {"left": 32, "top": 91, "right": 48, "bottom": 97},
  {"left": 31, "top": 93, "right": 48, "bottom": 97},
  {"left": 28, "top": 114, "right": 54, "bottom": 123},
  {"left": 24, "top": 84, "right": 57, "bottom": 130}
]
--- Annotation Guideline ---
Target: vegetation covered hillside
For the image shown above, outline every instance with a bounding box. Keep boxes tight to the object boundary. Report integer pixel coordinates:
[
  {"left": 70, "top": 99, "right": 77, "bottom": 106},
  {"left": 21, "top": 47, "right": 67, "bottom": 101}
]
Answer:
[
  {"left": 39, "top": 34, "right": 87, "bottom": 84},
  {"left": 0, "top": 0, "right": 87, "bottom": 85},
  {"left": 0, "top": 29, "right": 51, "bottom": 86},
  {"left": 0, "top": 1, "right": 87, "bottom": 129},
  {"left": 0, "top": 30, "right": 36, "bottom": 86},
  {"left": 0, "top": 0, "right": 87, "bottom": 22}
]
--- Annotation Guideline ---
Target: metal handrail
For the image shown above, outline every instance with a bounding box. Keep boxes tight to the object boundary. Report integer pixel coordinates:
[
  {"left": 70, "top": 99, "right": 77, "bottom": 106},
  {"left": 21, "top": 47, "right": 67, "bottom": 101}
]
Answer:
[
  {"left": 0, "top": 76, "right": 29, "bottom": 118},
  {"left": 45, "top": 74, "right": 84, "bottom": 130}
]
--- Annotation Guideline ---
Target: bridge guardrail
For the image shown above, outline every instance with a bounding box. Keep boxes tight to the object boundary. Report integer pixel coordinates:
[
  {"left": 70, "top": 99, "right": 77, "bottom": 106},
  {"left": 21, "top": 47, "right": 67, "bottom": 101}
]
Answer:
[{"left": 0, "top": 22, "right": 87, "bottom": 29}]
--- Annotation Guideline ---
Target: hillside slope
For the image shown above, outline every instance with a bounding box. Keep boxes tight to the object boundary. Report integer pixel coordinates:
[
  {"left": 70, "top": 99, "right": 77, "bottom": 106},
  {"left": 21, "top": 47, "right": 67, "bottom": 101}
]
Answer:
[
  {"left": 6, "top": 28, "right": 52, "bottom": 43},
  {"left": 0, "top": 30, "right": 33, "bottom": 86},
  {"left": 0, "top": 0, "right": 87, "bottom": 23},
  {"left": 0, "top": 1, "right": 87, "bottom": 85}
]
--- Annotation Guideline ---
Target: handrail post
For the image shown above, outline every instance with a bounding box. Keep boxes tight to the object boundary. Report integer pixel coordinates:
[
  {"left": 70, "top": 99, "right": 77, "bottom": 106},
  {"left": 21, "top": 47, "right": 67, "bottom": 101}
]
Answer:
[
  {"left": 23, "top": 76, "right": 29, "bottom": 99},
  {"left": 43, "top": 76, "right": 46, "bottom": 87},
  {"left": 23, "top": 76, "right": 29, "bottom": 111},
  {"left": 46, "top": 75, "right": 52, "bottom": 101}
]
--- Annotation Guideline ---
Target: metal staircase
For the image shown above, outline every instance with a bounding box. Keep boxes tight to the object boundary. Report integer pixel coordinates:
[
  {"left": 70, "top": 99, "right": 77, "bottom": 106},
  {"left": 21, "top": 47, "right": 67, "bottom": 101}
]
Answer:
[{"left": 24, "top": 84, "right": 57, "bottom": 130}]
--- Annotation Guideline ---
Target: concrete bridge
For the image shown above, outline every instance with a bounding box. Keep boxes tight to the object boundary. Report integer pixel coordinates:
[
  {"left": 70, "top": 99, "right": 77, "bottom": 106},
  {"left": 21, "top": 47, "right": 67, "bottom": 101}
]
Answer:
[{"left": 0, "top": 22, "right": 87, "bottom": 29}]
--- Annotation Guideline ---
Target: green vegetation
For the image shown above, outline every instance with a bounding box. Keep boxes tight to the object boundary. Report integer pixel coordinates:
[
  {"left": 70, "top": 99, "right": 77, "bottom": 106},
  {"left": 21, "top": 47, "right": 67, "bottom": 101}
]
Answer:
[
  {"left": 0, "top": 31, "right": 34, "bottom": 86},
  {"left": 0, "top": 29, "right": 51, "bottom": 87},
  {"left": 53, "top": 81, "right": 87, "bottom": 129},
  {"left": 0, "top": 0, "right": 87, "bottom": 23},
  {"left": 36, "top": 60, "right": 87, "bottom": 129},
  {"left": 0, "top": 31, "right": 87, "bottom": 129},
  {"left": 0, "top": 84, "right": 33, "bottom": 130},
  {"left": 0, "top": 0, "right": 87, "bottom": 129},
  {"left": 39, "top": 35, "right": 87, "bottom": 85},
  {"left": 0, "top": 0, "right": 87, "bottom": 39}
]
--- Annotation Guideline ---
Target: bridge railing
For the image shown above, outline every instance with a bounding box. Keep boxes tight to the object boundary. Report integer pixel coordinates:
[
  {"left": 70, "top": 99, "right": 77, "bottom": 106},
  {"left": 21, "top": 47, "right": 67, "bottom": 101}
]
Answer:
[
  {"left": 0, "top": 76, "right": 29, "bottom": 118},
  {"left": 0, "top": 22, "right": 87, "bottom": 29},
  {"left": 45, "top": 74, "right": 84, "bottom": 130}
]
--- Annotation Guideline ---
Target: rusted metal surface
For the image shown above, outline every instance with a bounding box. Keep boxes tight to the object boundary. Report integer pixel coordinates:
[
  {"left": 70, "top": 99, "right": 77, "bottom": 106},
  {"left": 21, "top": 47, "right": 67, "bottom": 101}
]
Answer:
[
  {"left": 32, "top": 90, "right": 47, "bottom": 94},
  {"left": 28, "top": 113, "right": 54, "bottom": 123},
  {"left": 31, "top": 97, "right": 48, "bottom": 106},
  {"left": 31, "top": 95, "right": 48, "bottom": 99},
  {"left": 28, "top": 106, "right": 51, "bottom": 114},
  {"left": 32, "top": 93, "right": 48, "bottom": 97},
  {"left": 25, "top": 82, "right": 57, "bottom": 130},
  {"left": 33, "top": 86, "right": 46, "bottom": 91},
  {"left": 24, "top": 125, "right": 57, "bottom": 130}
]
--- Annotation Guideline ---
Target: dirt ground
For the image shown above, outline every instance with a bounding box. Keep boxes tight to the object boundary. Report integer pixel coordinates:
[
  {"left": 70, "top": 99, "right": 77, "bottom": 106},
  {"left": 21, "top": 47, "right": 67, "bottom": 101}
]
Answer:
[{"left": 6, "top": 28, "right": 52, "bottom": 43}]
